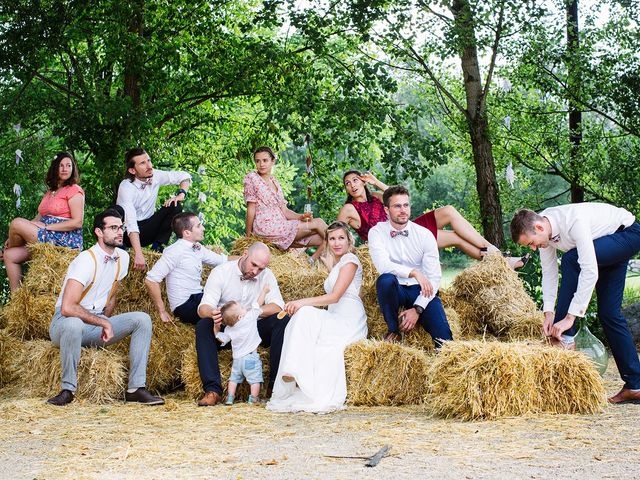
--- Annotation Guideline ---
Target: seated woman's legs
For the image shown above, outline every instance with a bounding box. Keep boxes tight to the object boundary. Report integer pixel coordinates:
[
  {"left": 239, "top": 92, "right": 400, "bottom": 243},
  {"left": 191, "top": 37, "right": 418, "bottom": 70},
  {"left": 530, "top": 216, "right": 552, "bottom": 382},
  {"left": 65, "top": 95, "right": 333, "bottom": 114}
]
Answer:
[
  {"left": 7, "top": 218, "right": 39, "bottom": 248},
  {"left": 291, "top": 217, "right": 327, "bottom": 261},
  {"left": 3, "top": 246, "right": 30, "bottom": 291}
]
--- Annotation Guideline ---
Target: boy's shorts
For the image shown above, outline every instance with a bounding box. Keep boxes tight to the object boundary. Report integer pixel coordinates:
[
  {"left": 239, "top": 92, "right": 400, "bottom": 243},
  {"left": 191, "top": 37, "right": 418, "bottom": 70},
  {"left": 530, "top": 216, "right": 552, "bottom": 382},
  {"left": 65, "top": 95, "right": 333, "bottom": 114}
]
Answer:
[{"left": 229, "top": 351, "right": 263, "bottom": 385}]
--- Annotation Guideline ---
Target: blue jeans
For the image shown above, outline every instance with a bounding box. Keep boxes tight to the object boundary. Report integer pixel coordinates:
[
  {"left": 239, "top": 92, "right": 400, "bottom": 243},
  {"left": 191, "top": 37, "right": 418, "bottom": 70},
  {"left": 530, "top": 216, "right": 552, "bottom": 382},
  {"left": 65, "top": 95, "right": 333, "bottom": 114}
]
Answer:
[
  {"left": 376, "top": 273, "right": 452, "bottom": 348},
  {"left": 555, "top": 222, "right": 640, "bottom": 389}
]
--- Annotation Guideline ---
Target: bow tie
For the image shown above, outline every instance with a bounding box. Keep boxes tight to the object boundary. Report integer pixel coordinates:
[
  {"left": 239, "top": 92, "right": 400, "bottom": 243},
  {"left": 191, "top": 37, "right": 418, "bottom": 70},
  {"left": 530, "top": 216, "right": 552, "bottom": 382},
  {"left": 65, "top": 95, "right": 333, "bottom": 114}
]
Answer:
[
  {"left": 104, "top": 255, "right": 119, "bottom": 263},
  {"left": 139, "top": 179, "right": 152, "bottom": 190},
  {"left": 240, "top": 275, "right": 257, "bottom": 282},
  {"left": 550, "top": 234, "right": 561, "bottom": 243},
  {"left": 192, "top": 243, "right": 201, "bottom": 251},
  {"left": 390, "top": 230, "right": 409, "bottom": 238}
]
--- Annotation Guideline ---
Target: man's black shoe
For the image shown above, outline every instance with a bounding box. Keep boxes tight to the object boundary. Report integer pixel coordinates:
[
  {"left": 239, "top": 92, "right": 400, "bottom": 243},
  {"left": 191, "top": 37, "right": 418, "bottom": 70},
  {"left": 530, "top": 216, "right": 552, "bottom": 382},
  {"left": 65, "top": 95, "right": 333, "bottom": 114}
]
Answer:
[
  {"left": 125, "top": 387, "right": 165, "bottom": 405},
  {"left": 47, "top": 389, "right": 74, "bottom": 406}
]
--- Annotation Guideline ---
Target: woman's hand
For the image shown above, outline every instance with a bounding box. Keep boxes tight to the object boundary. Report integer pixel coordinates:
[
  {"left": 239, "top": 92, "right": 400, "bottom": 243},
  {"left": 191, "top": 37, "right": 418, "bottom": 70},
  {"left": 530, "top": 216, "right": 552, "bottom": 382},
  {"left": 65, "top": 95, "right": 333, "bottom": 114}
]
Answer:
[
  {"left": 359, "top": 172, "right": 377, "bottom": 185},
  {"left": 284, "top": 299, "right": 307, "bottom": 316},
  {"left": 32, "top": 220, "right": 46, "bottom": 228}
]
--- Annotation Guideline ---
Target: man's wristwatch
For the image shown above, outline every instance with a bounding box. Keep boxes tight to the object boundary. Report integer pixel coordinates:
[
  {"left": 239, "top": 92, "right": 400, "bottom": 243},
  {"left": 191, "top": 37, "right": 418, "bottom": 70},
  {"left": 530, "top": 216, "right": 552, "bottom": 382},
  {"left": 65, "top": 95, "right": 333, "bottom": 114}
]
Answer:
[
  {"left": 175, "top": 188, "right": 187, "bottom": 197},
  {"left": 413, "top": 304, "right": 424, "bottom": 315}
]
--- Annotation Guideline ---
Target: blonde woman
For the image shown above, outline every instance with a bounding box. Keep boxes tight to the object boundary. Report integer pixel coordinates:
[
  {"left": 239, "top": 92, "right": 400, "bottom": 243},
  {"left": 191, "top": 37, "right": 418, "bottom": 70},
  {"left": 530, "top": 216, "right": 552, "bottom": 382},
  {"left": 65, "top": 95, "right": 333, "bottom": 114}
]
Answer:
[{"left": 267, "top": 221, "right": 367, "bottom": 413}]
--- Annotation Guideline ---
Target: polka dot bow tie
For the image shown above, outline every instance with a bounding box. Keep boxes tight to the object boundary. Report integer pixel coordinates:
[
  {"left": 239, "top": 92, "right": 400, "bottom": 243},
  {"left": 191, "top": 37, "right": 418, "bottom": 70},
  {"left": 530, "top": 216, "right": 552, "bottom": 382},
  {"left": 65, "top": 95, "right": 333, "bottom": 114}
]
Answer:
[
  {"left": 192, "top": 243, "right": 201, "bottom": 251},
  {"left": 104, "top": 255, "right": 119, "bottom": 263},
  {"left": 390, "top": 230, "right": 409, "bottom": 238}
]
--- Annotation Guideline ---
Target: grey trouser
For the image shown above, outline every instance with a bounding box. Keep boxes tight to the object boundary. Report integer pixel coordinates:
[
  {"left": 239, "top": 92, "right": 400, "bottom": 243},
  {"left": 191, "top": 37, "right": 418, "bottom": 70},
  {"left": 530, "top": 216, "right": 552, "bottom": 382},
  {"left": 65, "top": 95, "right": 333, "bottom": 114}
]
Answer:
[{"left": 49, "top": 309, "right": 152, "bottom": 392}]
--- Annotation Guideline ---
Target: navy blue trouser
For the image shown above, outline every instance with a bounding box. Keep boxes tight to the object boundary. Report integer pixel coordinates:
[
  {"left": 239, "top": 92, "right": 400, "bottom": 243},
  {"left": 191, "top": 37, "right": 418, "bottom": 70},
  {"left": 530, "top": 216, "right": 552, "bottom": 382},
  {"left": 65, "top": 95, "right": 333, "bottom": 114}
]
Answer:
[
  {"left": 376, "top": 273, "right": 452, "bottom": 348},
  {"left": 123, "top": 204, "right": 182, "bottom": 249},
  {"left": 555, "top": 222, "right": 640, "bottom": 389},
  {"left": 174, "top": 293, "right": 290, "bottom": 393}
]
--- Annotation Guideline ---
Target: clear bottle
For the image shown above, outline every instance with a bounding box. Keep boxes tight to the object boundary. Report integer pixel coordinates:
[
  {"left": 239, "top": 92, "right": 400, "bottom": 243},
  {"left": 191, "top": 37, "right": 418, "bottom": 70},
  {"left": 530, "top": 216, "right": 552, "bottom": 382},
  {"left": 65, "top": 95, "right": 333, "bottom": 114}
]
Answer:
[{"left": 574, "top": 318, "right": 608, "bottom": 376}]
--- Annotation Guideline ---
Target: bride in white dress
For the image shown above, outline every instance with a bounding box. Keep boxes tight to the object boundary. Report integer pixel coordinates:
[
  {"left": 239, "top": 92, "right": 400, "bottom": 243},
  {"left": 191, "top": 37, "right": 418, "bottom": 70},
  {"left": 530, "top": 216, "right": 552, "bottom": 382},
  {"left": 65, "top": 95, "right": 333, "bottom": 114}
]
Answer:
[{"left": 267, "top": 221, "right": 367, "bottom": 413}]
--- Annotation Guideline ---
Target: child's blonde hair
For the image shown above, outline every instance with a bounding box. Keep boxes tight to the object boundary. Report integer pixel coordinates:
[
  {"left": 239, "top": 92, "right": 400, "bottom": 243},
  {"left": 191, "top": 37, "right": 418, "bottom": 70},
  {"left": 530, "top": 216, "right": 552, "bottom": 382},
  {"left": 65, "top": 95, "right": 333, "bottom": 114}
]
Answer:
[{"left": 220, "top": 300, "right": 242, "bottom": 326}]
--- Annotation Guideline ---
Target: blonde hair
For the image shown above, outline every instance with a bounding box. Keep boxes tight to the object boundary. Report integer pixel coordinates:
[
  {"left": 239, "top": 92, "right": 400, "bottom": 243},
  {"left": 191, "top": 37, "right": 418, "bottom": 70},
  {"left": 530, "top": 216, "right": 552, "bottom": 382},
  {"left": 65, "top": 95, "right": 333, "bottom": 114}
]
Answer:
[
  {"left": 220, "top": 300, "right": 242, "bottom": 326},
  {"left": 324, "top": 221, "right": 356, "bottom": 260}
]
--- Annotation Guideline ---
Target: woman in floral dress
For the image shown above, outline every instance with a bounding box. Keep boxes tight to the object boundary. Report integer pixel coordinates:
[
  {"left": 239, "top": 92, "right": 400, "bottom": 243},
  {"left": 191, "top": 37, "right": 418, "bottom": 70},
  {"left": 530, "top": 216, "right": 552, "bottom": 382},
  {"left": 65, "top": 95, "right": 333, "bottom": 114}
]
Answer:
[{"left": 244, "top": 146, "right": 327, "bottom": 261}]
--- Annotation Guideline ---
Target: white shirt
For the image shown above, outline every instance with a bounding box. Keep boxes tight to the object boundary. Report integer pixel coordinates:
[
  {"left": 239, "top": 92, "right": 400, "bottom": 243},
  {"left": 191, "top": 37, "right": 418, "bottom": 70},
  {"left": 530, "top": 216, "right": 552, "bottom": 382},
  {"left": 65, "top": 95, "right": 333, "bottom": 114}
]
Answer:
[
  {"left": 116, "top": 169, "right": 192, "bottom": 234},
  {"left": 215, "top": 306, "right": 262, "bottom": 358},
  {"left": 540, "top": 202, "right": 635, "bottom": 316},
  {"left": 199, "top": 260, "right": 285, "bottom": 312},
  {"left": 368, "top": 220, "right": 441, "bottom": 309},
  {"left": 55, "top": 244, "right": 129, "bottom": 313},
  {"left": 145, "top": 239, "right": 228, "bottom": 312}
]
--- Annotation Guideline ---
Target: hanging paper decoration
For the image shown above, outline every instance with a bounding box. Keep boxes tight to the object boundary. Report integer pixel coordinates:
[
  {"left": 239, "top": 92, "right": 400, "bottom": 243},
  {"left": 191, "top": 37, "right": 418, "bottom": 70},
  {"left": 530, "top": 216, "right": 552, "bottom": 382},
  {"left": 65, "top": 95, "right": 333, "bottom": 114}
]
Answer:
[
  {"left": 13, "top": 124, "right": 21, "bottom": 134},
  {"left": 505, "top": 161, "right": 515, "bottom": 188},
  {"left": 15, "top": 149, "right": 22, "bottom": 165},
  {"left": 501, "top": 78, "right": 512, "bottom": 92},
  {"left": 197, "top": 192, "right": 207, "bottom": 203},
  {"left": 503, "top": 116, "right": 511, "bottom": 129},
  {"left": 198, "top": 212, "right": 205, "bottom": 223},
  {"left": 14, "top": 183, "right": 22, "bottom": 209},
  {"left": 197, "top": 165, "right": 206, "bottom": 175}
]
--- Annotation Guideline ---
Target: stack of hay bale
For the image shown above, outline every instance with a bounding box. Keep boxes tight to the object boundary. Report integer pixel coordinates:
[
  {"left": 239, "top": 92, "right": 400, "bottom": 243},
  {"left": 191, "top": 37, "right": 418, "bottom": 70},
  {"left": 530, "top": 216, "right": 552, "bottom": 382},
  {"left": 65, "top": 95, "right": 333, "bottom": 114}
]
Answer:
[{"left": 0, "top": 240, "right": 607, "bottom": 418}]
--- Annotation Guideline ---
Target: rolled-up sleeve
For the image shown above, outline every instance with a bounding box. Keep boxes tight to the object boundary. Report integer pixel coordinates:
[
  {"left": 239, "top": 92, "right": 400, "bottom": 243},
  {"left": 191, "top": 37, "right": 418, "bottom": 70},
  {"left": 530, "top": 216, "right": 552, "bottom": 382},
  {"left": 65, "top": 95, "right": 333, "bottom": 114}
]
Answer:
[
  {"left": 116, "top": 183, "right": 140, "bottom": 234},
  {"left": 202, "top": 249, "right": 227, "bottom": 267},
  {"left": 156, "top": 169, "right": 191, "bottom": 186},
  {"left": 262, "top": 270, "right": 285, "bottom": 309},
  {"left": 146, "top": 253, "right": 176, "bottom": 283}
]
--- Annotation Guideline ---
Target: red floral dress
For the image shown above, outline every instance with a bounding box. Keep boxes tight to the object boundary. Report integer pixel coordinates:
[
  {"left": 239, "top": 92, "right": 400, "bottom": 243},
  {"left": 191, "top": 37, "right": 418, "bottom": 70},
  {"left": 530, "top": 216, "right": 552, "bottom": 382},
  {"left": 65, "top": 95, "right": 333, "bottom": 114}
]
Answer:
[{"left": 244, "top": 171, "right": 310, "bottom": 249}]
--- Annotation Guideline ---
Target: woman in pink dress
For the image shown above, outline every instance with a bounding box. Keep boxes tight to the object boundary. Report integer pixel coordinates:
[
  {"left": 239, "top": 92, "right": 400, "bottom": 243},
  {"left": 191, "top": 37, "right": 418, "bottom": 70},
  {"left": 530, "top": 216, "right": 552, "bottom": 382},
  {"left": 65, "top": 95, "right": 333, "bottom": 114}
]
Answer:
[
  {"left": 244, "top": 146, "right": 327, "bottom": 261},
  {"left": 337, "top": 170, "right": 528, "bottom": 268},
  {"left": 1, "top": 152, "right": 85, "bottom": 291}
]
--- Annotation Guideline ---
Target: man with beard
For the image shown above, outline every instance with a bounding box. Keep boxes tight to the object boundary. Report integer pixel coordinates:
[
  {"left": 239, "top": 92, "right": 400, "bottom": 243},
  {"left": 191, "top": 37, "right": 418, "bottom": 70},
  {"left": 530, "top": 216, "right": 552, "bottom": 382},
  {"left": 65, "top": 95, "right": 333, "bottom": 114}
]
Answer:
[
  {"left": 197, "top": 242, "right": 289, "bottom": 404},
  {"left": 145, "top": 212, "right": 235, "bottom": 406},
  {"left": 368, "top": 185, "right": 452, "bottom": 347},
  {"left": 47, "top": 208, "right": 164, "bottom": 406},
  {"left": 116, "top": 147, "right": 191, "bottom": 270}
]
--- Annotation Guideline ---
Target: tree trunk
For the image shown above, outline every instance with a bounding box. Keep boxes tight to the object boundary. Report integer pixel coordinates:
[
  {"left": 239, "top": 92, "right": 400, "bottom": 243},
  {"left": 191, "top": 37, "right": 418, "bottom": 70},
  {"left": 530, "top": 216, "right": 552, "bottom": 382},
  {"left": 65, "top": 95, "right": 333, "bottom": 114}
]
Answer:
[
  {"left": 451, "top": 0, "right": 505, "bottom": 247},
  {"left": 124, "top": 0, "right": 144, "bottom": 109},
  {"left": 567, "top": 0, "right": 584, "bottom": 203}
]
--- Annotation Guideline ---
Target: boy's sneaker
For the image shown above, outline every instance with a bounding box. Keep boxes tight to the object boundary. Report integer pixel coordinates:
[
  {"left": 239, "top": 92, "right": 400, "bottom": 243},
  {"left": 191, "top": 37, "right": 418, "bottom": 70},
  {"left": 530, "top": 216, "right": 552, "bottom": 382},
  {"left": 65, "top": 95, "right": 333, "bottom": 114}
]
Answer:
[
  {"left": 224, "top": 394, "right": 234, "bottom": 406},
  {"left": 247, "top": 395, "right": 259, "bottom": 405}
]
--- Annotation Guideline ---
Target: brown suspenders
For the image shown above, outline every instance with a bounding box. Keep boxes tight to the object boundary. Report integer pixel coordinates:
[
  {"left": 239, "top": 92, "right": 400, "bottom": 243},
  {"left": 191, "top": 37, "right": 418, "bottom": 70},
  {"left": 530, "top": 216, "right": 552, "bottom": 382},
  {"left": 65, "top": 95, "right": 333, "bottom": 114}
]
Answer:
[{"left": 78, "top": 249, "right": 121, "bottom": 308}]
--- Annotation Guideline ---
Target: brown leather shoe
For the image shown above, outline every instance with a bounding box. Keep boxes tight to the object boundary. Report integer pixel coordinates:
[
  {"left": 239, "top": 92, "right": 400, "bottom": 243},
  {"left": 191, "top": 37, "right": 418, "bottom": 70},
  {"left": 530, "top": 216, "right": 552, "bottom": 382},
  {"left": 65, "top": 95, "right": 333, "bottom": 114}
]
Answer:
[
  {"left": 384, "top": 332, "right": 400, "bottom": 343},
  {"left": 198, "top": 391, "right": 222, "bottom": 407},
  {"left": 125, "top": 387, "right": 165, "bottom": 405},
  {"left": 47, "top": 389, "right": 74, "bottom": 406},
  {"left": 608, "top": 388, "right": 640, "bottom": 405}
]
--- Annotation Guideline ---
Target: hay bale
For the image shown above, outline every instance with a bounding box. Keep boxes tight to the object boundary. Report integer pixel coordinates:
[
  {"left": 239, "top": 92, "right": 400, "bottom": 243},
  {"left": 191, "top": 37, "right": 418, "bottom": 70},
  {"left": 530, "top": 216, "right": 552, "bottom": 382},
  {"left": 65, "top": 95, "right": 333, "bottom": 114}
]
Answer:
[
  {"left": 181, "top": 343, "right": 271, "bottom": 401},
  {"left": 3, "top": 289, "right": 55, "bottom": 340},
  {"left": 229, "top": 235, "right": 282, "bottom": 256},
  {"left": 345, "top": 339, "right": 432, "bottom": 406},
  {"left": 23, "top": 243, "right": 79, "bottom": 295},
  {"left": 366, "top": 306, "right": 463, "bottom": 352},
  {"left": 0, "top": 329, "right": 21, "bottom": 387},
  {"left": 13, "top": 339, "right": 126, "bottom": 403},
  {"left": 269, "top": 251, "right": 327, "bottom": 302},
  {"left": 425, "top": 340, "right": 606, "bottom": 420},
  {"left": 449, "top": 254, "right": 541, "bottom": 339}
]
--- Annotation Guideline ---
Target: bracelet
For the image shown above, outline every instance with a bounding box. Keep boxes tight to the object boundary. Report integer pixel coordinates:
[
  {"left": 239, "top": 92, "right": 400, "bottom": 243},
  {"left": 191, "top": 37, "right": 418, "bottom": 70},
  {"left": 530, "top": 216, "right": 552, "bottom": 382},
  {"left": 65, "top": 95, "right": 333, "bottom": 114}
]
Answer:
[{"left": 176, "top": 188, "right": 187, "bottom": 197}]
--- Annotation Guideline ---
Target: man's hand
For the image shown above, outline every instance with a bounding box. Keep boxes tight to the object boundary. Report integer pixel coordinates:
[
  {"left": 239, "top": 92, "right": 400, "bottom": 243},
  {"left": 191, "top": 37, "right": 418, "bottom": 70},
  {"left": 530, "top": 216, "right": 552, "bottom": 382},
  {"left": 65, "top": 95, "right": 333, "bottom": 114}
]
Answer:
[
  {"left": 159, "top": 310, "right": 175, "bottom": 324},
  {"left": 164, "top": 193, "right": 185, "bottom": 207},
  {"left": 542, "top": 311, "right": 555, "bottom": 336},
  {"left": 134, "top": 251, "right": 146, "bottom": 270},
  {"left": 101, "top": 320, "right": 114, "bottom": 343},
  {"left": 550, "top": 315, "right": 576, "bottom": 341},
  {"left": 399, "top": 308, "right": 419, "bottom": 332},
  {"left": 211, "top": 308, "right": 222, "bottom": 326},
  {"left": 411, "top": 270, "right": 433, "bottom": 298}
]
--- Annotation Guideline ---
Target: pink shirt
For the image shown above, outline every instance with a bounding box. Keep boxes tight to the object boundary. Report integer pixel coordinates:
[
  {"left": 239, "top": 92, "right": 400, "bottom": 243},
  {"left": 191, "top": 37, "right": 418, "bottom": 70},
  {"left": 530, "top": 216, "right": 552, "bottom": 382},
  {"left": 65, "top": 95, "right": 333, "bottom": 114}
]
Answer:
[{"left": 37, "top": 184, "right": 84, "bottom": 218}]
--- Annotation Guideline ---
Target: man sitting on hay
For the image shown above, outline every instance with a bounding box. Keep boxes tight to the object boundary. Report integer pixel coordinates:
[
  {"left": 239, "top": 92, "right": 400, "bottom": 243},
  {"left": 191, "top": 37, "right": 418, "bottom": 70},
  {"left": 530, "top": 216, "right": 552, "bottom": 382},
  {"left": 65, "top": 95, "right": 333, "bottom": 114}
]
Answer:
[
  {"left": 369, "top": 185, "right": 452, "bottom": 347},
  {"left": 511, "top": 203, "right": 640, "bottom": 405},
  {"left": 47, "top": 208, "right": 164, "bottom": 406},
  {"left": 197, "top": 241, "right": 290, "bottom": 404},
  {"left": 145, "top": 212, "right": 234, "bottom": 407}
]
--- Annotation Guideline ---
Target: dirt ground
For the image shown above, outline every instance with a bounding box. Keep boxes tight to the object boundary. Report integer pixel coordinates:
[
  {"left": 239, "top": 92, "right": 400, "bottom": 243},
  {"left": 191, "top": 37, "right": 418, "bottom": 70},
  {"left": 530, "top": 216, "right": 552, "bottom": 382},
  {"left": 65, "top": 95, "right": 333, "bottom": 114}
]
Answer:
[{"left": 1, "top": 357, "right": 639, "bottom": 480}]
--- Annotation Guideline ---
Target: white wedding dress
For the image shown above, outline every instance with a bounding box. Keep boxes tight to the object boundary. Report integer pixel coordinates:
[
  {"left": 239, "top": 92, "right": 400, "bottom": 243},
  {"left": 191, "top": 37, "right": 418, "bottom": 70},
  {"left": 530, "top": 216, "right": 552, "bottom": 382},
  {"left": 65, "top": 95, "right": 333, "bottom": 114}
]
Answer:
[{"left": 267, "top": 253, "right": 368, "bottom": 413}]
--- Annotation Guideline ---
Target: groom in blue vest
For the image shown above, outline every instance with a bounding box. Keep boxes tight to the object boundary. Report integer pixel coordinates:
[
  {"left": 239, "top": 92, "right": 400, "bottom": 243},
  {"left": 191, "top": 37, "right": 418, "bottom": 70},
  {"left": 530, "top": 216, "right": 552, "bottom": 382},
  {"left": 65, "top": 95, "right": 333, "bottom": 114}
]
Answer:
[{"left": 369, "top": 185, "right": 452, "bottom": 347}]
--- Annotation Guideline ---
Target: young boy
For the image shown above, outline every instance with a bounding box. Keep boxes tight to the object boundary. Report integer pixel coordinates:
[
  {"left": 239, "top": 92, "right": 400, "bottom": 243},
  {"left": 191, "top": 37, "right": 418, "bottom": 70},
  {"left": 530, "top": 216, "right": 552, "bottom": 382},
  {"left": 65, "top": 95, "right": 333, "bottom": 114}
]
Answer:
[{"left": 215, "top": 285, "right": 269, "bottom": 405}]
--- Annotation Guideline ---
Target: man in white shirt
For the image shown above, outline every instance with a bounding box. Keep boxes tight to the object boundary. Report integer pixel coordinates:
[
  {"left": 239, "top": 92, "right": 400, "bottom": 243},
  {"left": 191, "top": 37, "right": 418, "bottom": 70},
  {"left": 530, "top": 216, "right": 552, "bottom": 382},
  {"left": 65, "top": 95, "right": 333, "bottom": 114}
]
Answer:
[
  {"left": 198, "top": 242, "right": 289, "bottom": 404},
  {"left": 511, "top": 203, "right": 640, "bottom": 404},
  {"left": 145, "top": 212, "right": 231, "bottom": 406},
  {"left": 116, "top": 147, "right": 192, "bottom": 270},
  {"left": 369, "top": 185, "right": 452, "bottom": 347},
  {"left": 47, "top": 208, "right": 164, "bottom": 406}
]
